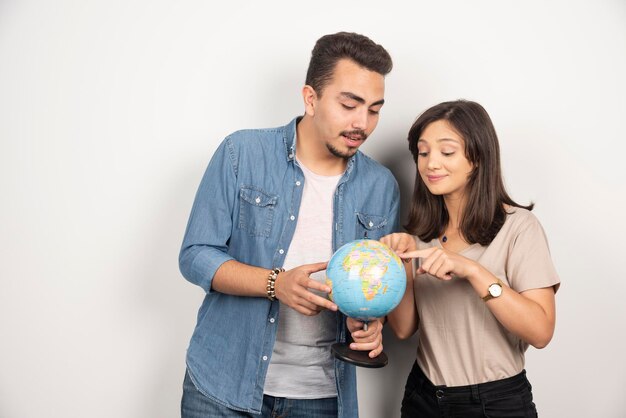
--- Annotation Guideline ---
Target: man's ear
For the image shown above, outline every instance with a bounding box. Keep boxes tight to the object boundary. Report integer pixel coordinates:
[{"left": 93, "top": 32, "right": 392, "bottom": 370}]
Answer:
[{"left": 302, "top": 85, "right": 317, "bottom": 116}]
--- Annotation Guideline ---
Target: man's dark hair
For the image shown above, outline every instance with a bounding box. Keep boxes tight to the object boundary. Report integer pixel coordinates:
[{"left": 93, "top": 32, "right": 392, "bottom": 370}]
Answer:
[
  {"left": 405, "top": 100, "right": 533, "bottom": 246},
  {"left": 305, "top": 32, "right": 392, "bottom": 95}
]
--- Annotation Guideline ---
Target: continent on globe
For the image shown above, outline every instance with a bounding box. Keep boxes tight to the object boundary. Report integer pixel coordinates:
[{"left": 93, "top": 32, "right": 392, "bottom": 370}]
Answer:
[
  {"left": 326, "top": 239, "right": 407, "bottom": 367},
  {"left": 326, "top": 239, "right": 406, "bottom": 322}
]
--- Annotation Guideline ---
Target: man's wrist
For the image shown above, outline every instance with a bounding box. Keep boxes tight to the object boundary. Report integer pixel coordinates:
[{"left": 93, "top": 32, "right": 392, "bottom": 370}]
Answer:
[{"left": 266, "top": 268, "right": 284, "bottom": 301}]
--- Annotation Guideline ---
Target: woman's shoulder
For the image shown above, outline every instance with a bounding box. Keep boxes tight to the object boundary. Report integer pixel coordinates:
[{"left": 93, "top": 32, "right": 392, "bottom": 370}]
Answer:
[
  {"left": 505, "top": 206, "right": 539, "bottom": 224},
  {"left": 501, "top": 206, "right": 545, "bottom": 239}
]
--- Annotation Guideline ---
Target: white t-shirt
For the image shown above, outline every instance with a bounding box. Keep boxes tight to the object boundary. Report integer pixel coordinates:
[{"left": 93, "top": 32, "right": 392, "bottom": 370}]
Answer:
[{"left": 263, "top": 158, "right": 342, "bottom": 398}]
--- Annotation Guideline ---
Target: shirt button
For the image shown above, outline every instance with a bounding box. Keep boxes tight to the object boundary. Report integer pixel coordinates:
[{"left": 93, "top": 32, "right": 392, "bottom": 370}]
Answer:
[
  {"left": 295, "top": 181, "right": 301, "bottom": 186},
  {"left": 279, "top": 249, "right": 284, "bottom": 254},
  {"left": 255, "top": 197, "right": 261, "bottom": 204},
  {"left": 262, "top": 356, "right": 268, "bottom": 361},
  {"left": 269, "top": 318, "right": 275, "bottom": 323},
  {"left": 288, "top": 153, "right": 294, "bottom": 159},
  {"left": 290, "top": 215, "right": 295, "bottom": 221},
  {"left": 368, "top": 221, "right": 374, "bottom": 227}
]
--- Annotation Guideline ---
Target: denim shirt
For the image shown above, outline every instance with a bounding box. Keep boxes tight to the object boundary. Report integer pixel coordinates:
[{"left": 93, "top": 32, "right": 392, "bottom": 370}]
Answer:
[{"left": 179, "top": 117, "right": 400, "bottom": 417}]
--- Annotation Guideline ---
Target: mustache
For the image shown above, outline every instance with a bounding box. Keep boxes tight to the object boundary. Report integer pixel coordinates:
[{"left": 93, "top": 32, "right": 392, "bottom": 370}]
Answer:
[{"left": 340, "top": 130, "right": 367, "bottom": 141}]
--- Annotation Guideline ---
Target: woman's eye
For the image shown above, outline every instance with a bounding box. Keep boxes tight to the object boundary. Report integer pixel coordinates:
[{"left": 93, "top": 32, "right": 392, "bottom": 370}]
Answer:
[
  {"left": 442, "top": 151, "right": 455, "bottom": 156},
  {"left": 418, "top": 152, "right": 428, "bottom": 157}
]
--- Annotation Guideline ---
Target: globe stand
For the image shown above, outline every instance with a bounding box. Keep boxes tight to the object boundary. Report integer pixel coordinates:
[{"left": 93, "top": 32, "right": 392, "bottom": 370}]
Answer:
[{"left": 331, "top": 322, "right": 388, "bottom": 368}]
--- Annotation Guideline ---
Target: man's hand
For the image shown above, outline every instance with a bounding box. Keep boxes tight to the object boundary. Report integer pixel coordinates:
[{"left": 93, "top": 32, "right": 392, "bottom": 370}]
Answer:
[
  {"left": 274, "top": 262, "right": 338, "bottom": 315},
  {"left": 347, "top": 317, "right": 384, "bottom": 358}
]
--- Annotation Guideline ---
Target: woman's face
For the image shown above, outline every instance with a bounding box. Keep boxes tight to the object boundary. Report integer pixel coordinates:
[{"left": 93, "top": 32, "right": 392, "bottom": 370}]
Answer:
[{"left": 416, "top": 119, "right": 474, "bottom": 199}]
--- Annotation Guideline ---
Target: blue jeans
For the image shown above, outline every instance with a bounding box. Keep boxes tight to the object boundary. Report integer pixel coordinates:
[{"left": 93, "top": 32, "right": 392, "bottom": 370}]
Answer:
[
  {"left": 401, "top": 362, "right": 538, "bottom": 418},
  {"left": 182, "top": 369, "right": 338, "bottom": 418}
]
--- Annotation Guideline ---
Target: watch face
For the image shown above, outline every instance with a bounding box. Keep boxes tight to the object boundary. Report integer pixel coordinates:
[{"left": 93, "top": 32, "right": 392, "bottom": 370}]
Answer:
[{"left": 489, "top": 283, "right": 503, "bottom": 297}]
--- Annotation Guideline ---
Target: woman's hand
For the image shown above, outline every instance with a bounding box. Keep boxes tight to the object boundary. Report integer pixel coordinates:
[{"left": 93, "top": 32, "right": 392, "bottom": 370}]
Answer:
[
  {"left": 380, "top": 233, "right": 417, "bottom": 256},
  {"left": 399, "top": 247, "right": 478, "bottom": 281},
  {"left": 400, "top": 247, "right": 556, "bottom": 348}
]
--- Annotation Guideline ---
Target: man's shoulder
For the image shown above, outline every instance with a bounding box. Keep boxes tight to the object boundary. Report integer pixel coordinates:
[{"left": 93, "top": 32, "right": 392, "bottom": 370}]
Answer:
[
  {"left": 354, "top": 152, "right": 397, "bottom": 182},
  {"left": 224, "top": 120, "right": 293, "bottom": 147}
]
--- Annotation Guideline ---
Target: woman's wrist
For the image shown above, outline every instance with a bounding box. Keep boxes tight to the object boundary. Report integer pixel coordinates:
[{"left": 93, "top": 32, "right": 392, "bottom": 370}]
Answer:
[{"left": 463, "top": 260, "right": 484, "bottom": 283}]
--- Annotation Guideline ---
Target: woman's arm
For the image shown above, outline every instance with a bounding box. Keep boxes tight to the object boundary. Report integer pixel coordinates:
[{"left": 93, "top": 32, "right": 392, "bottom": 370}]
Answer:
[
  {"left": 380, "top": 233, "right": 419, "bottom": 340},
  {"left": 386, "top": 264, "right": 418, "bottom": 339},
  {"left": 400, "top": 247, "right": 556, "bottom": 349},
  {"left": 466, "top": 263, "right": 556, "bottom": 349}
]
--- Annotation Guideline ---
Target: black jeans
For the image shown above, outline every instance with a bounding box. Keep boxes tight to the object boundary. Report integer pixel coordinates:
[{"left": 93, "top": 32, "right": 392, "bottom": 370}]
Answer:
[{"left": 401, "top": 362, "right": 538, "bottom": 418}]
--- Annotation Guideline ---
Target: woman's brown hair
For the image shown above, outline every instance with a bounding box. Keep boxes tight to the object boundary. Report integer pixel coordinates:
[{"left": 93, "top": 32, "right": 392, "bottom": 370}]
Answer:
[{"left": 405, "top": 100, "right": 533, "bottom": 245}]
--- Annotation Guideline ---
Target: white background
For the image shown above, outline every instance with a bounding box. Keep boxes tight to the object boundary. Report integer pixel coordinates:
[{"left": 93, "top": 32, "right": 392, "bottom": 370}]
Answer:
[{"left": 1, "top": 1, "right": 625, "bottom": 417}]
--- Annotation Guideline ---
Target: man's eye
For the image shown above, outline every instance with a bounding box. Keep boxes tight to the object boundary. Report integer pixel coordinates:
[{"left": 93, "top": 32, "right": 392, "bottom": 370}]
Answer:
[
  {"left": 442, "top": 152, "right": 455, "bottom": 156},
  {"left": 368, "top": 109, "right": 380, "bottom": 115},
  {"left": 418, "top": 152, "right": 428, "bottom": 157},
  {"left": 341, "top": 104, "right": 355, "bottom": 110}
]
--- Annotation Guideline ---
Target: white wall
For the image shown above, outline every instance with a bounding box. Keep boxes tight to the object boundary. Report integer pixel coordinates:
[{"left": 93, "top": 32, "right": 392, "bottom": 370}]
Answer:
[{"left": 1, "top": 1, "right": 624, "bottom": 417}]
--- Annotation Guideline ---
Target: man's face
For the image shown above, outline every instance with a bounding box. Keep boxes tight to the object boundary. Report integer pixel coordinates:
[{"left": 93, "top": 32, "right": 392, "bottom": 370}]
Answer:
[{"left": 306, "top": 59, "right": 386, "bottom": 160}]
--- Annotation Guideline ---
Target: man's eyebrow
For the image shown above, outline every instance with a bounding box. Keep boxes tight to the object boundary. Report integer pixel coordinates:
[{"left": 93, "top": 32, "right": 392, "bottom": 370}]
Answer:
[
  {"left": 339, "top": 92, "right": 385, "bottom": 107},
  {"left": 340, "top": 92, "right": 365, "bottom": 103}
]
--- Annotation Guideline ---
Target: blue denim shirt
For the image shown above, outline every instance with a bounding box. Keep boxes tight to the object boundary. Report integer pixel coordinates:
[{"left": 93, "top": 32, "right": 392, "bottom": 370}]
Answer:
[{"left": 179, "top": 117, "right": 400, "bottom": 417}]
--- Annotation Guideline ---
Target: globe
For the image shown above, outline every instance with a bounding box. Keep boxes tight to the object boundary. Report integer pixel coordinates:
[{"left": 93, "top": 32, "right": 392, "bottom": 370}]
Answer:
[{"left": 326, "top": 239, "right": 406, "bottom": 322}]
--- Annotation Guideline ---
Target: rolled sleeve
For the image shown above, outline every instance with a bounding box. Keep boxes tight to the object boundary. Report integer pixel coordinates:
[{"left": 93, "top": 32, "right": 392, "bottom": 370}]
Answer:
[{"left": 179, "top": 138, "right": 237, "bottom": 293}]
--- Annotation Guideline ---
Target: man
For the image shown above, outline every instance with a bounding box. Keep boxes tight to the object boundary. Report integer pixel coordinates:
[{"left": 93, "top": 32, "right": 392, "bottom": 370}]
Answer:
[{"left": 179, "top": 32, "right": 400, "bottom": 418}]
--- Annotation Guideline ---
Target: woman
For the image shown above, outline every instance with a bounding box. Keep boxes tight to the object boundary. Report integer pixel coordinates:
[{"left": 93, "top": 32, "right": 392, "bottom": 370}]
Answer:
[{"left": 381, "top": 100, "right": 560, "bottom": 417}]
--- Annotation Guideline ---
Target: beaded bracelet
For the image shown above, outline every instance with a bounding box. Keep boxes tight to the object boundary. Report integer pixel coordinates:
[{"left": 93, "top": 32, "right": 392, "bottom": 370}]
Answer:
[{"left": 266, "top": 267, "right": 284, "bottom": 301}]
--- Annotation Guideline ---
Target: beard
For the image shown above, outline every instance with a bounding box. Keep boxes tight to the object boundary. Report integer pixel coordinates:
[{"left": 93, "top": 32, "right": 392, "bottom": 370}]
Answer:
[
  {"left": 326, "top": 129, "right": 368, "bottom": 160},
  {"left": 326, "top": 143, "right": 358, "bottom": 160}
]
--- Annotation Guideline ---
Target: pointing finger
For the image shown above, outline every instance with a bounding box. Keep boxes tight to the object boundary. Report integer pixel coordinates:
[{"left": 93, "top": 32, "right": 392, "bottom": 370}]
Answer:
[{"left": 399, "top": 248, "right": 437, "bottom": 259}]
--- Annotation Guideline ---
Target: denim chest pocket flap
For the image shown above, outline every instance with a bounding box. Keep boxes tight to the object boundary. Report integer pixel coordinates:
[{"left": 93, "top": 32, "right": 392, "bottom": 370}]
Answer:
[
  {"left": 356, "top": 212, "right": 388, "bottom": 240},
  {"left": 239, "top": 186, "right": 278, "bottom": 237}
]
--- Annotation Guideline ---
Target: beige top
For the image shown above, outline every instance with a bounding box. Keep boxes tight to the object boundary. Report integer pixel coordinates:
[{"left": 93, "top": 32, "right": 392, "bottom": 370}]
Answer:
[{"left": 414, "top": 208, "right": 560, "bottom": 386}]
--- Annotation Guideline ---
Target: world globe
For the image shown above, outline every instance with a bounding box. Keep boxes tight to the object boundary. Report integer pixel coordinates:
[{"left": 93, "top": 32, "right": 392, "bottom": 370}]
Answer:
[{"left": 326, "top": 239, "right": 406, "bottom": 322}]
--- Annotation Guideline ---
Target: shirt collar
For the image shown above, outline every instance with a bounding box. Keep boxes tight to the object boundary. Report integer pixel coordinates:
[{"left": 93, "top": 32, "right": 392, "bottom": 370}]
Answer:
[
  {"left": 283, "top": 116, "right": 357, "bottom": 177},
  {"left": 283, "top": 116, "right": 300, "bottom": 162}
]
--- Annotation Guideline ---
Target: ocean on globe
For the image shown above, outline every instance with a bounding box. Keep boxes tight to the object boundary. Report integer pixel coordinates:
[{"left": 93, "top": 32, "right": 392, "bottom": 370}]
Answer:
[{"left": 326, "top": 239, "right": 406, "bottom": 321}]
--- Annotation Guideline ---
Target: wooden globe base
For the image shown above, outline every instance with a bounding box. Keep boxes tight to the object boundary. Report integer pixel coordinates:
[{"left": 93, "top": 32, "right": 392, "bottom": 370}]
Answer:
[{"left": 331, "top": 343, "right": 388, "bottom": 368}]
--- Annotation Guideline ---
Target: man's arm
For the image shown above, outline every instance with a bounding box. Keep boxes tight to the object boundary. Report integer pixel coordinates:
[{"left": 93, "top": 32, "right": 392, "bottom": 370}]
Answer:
[
  {"left": 179, "top": 139, "right": 238, "bottom": 292},
  {"left": 212, "top": 260, "right": 338, "bottom": 315}
]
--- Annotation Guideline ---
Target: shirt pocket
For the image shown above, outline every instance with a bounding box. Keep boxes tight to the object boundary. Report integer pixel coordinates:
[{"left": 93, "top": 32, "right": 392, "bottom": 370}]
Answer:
[
  {"left": 355, "top": 212, "right": 388, "bottom": 240},
  {"left": 238, "top": 186, "right": 278, "bottom": 237}
]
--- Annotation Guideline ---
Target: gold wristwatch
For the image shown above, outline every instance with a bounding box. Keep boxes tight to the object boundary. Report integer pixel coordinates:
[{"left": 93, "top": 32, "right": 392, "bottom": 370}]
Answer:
[{"left": 482, "top": 279, "right": 504, "bottom": 302}]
